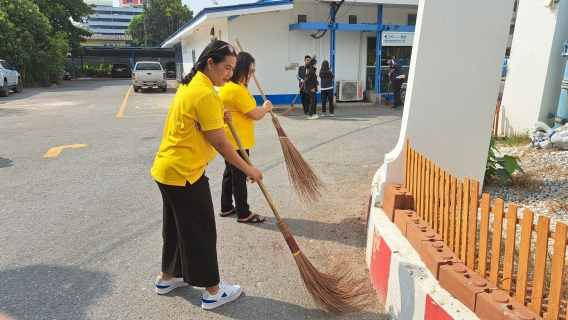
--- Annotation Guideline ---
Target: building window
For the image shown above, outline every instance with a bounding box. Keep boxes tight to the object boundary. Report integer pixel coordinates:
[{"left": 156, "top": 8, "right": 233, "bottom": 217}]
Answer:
[
  {"left": 407, "top": 14, "right": 417, "bottom": 26},
  {"left": 192, "top": 49, "right": 196, "bottom": 63}
]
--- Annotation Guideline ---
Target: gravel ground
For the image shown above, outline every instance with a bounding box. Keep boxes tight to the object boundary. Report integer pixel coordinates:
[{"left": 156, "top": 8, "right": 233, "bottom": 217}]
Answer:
[{"left": 483, "top": 145, "right": 568, "bottom": 230}]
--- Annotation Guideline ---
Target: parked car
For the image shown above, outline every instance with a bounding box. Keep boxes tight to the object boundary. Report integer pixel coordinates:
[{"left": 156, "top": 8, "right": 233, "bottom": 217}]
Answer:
[
  {"left": 0, "top": 59, "right": 23, "bottom": 97},
  {"left": 111, "top": 63, "right": 131, "bottom": 78},
  {"left": 165, "top": 61, "right": 176, "bottom": 78},
  {"left": 132, "top": 61, "right": 167, "bottom": 92}
]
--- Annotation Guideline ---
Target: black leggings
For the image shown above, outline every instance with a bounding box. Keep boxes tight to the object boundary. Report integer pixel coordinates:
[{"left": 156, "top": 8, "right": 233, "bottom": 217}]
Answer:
[
  {"left": 308, "top": 92, "right": 317, "bottom": 116},
  {"left": 157, "top": 175, "right": 220, "bottom": 287},
  {"left": 321, "top": 89, "right": 334, "bottom": 114},
  {"left": 220, "top": 149, "right": 251, "bottom": 219}
]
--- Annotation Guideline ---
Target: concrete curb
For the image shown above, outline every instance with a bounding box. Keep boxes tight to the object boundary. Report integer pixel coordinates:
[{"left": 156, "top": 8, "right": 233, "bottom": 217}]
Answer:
[{"left": 365, "top": 201, "right": 479, "bottom": 319}]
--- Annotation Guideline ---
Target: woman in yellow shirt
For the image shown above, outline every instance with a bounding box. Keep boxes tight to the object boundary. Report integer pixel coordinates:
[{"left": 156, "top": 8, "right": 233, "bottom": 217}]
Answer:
[
  {"left": 150, "top": 41, "right": 262, "bottom": 310},
  {"left": 218, "top": 52, "right": 273, "bottom": 223}
]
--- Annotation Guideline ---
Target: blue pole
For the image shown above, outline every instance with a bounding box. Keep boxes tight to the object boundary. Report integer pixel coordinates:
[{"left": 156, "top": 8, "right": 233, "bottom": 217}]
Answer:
[
  {"left": 131, "top": 50, "right": 136, "bottom": 70},
  {"left": 330, "top": 5, "right": 336, "bottom": 99},
  {"left": 375, "top": 5, "right": 383, "bottom": 95},
  {"left": 554, "top": 41, "right": 568, "bottom": 128},
  {"left": 71, "top": 53, "right": 76, "bottom": 79}
]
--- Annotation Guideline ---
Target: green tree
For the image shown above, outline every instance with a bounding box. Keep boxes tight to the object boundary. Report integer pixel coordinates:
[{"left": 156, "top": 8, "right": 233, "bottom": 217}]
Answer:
[
  {"left": 0, "top": 0, "right": 70, "bottom": 83},
  {"left": 126, "top": 0, "right": 192, "bottom": 47},
  {"left": 32, "top": 0, "right": 94, "bottom": 56}
]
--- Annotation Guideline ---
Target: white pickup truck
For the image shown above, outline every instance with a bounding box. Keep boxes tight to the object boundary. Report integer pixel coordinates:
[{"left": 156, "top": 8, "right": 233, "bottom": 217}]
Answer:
[
  {"left": 132, "top": 61, "right": 167, "bottom": 92},
  {"left": 0, "top": 59, "right": 23, "bottom": 97}
]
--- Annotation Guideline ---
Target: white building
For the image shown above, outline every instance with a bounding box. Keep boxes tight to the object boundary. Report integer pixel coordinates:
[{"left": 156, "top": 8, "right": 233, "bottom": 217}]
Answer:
[{"left": 162, "top": 0, "right": 418, "bottom": 104}]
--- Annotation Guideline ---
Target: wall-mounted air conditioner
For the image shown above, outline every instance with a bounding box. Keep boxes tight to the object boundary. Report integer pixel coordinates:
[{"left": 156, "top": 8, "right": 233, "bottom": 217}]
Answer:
[{"left": 336, "top": 80, "right": 364, "bottom": 101}]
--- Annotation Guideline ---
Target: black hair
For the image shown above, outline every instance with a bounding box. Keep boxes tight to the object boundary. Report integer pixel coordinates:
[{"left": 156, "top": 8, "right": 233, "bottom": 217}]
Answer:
[
  {"left": 304, "top": 55, "right": 311, "bottom": 60},
  {"left": 229, "top": 52, "right": 255, "bottom": 85},
  {"left": 181, "top": 40, "right": 238, "bottom": 85},
  {"left": 319, "top": 60, "right": 331, "bottom": 78},
  {"left": 385, "top": 55, "right": 393, "bottom": 60},
  {"left": 309, "top": 56, "right": 317, "bottom": 66}
]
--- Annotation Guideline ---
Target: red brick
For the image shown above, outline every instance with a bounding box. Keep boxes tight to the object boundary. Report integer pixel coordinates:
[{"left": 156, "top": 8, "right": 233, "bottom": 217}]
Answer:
[
  {"left": 393, "top": 209, "right": 421, "bottom": 237},
  {"left": 475, "top": 290, "right": 543, "bottom": 320},
  {"left": 438, "top": 263, "right": 497, "bottom": 311},
  {"left": 403, "top": 193, "right": 414, "bottom": 210},
  {"left": 406, "top": 221, "right": 443, "bottom": 255},
  {"left": 384, "top": 184, "right": 406, "bottom": 209},
  {"left": 420, "top": 241, "right": 460, "bottom": 279},
  {"left": 382, "top": 198, "right": 396, "bottom": 221}
]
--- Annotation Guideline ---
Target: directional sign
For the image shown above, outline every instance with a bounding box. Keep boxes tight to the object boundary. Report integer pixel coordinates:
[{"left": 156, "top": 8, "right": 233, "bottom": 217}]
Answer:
[{"left": 43, "top": 144, "right": 88, "bottom": 158}]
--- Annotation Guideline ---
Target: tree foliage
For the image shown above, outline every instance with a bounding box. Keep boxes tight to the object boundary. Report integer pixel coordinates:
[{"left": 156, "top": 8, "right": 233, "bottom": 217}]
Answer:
[
  {"left": 0, "top": 0, "right": 71, "bottom": 83},
  {"left": 126, "top": 0, "right": 193, "bottom": 47},
  {"left": 32, "top": 0, "right": 94, "bottom": 56}
]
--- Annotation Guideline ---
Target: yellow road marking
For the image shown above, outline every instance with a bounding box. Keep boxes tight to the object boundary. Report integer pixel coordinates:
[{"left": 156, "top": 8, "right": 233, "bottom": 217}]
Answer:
[
  {"left": 117, "top": 85, "right": 133, "bottom": 118},
  {"left": 88, "top": 104, "right": 96, "bottom": 109},
  {"left": 43, "top": 144, "right": 88, "bottom": 158}
]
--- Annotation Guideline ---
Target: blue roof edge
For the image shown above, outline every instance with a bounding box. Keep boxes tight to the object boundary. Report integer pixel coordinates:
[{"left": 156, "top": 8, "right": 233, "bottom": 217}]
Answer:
[{"left": 160, "top": 0, "right": 293, "bottom": 47}]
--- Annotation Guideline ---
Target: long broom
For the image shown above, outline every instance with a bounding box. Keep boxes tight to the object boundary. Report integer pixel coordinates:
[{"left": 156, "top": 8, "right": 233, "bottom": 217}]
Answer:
[
  {"left": 279, "top": 83, "right": 303, "bottom": 117},
  {"left": 226, "top": 119, "right": 372, "bottom": 313},
  {"left": 235, "top": 38, "right": 325, "bottom": 203}
]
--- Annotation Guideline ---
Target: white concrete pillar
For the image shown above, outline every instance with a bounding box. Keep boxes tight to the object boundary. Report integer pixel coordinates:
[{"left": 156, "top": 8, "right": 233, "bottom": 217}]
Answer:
[
  {"left": 375, "top": 0, "right": 514, "bottom": 201},
  {"left": 500, "top": 0, "right": 568, "bottom": 134}
]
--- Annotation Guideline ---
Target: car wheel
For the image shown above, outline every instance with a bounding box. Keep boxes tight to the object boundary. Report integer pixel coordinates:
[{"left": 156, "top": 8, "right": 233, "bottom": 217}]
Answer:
[
  {"left": 162, "top": 86, "right": 167, "bottom": 92},
  {"left": 0, "top": 80, "right": 8, "bottom": 97},
  {"left": 401, "top": 89, "right": 406, "bottom": 105},
  {"left": 13, "top": 78, "right": 23, "bottom": 93},
  {"left": 135, "top": 86, "right": 140, "bottom": 93}
]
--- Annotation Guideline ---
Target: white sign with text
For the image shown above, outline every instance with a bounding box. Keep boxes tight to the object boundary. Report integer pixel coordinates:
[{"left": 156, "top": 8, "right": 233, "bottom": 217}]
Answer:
[{"left": 382, "top": 32, "right": 414, "bottom": 46}]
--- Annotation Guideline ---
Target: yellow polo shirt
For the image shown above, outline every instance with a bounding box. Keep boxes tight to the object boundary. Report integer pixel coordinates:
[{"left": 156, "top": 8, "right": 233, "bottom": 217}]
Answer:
[
  {"left": 218, "top": 81, "right": 257, "bottom": 150},
  {"left": 151, "top": 71, "right": 224, "bottom": 186}
]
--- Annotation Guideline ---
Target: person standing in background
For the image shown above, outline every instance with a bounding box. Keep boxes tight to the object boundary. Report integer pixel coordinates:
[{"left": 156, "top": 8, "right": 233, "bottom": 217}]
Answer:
[
  {"left": 297, "top": 55, "right": 311, "bottom": 115},
  {"left": 386, "top": 55, "right": 405, "bottom": 109},
  {"left": 319, "top": 60, "right": 334, "bottom": 117},
  {"left": 304, "top": 56, "right": 318, "bottom": 120}
]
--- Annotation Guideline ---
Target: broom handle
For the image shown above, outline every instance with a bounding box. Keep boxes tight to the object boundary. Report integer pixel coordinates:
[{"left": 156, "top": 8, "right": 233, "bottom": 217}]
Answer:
[
  {"left": 235, "top": 38, "right": 277, "bottom": 120},
  {"left": 226, "top": 119, "right": 284, "bottom": 222}
]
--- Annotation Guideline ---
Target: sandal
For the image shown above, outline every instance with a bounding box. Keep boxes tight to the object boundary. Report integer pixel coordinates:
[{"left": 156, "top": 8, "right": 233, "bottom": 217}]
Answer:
[
  {"left": 237, "top": 213, "right": 265, "bottom": 223},
  {"left": 219, "top": 207, "right": 235, "bottom": 217}
]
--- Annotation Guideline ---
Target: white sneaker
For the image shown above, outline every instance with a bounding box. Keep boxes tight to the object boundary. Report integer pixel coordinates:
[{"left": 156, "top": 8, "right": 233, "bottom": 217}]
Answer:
[
  {"left": 201, "top": 281, "right": 242, "bottom": 310},
  {"left": 307, "top": 115, "right": 317, "bottom": 120},
  {"left": 322, "top": 113, "right": 326, "bottom": 117},
  {"left": 155, "top": 276, "right": 189, "bottom": 294},
  {"left": 330, "top": 113, "right": 335, "bottom": 117},
  {"left": 313, "top": 114, "right": 319, "bottom": 119}
]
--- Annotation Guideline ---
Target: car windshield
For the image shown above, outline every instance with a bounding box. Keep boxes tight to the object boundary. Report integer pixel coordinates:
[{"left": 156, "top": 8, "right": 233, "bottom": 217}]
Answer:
[{"left": 136, "top": 63, "right": 162, "bottom": 70}]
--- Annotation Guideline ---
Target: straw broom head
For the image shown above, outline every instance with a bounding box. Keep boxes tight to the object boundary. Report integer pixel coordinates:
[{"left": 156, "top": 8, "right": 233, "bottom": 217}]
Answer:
[
  {"left": 279, "top": 106, "right": 293, "bottom": 117},
  {"left": 277, "top": 220, "right": 373, "bottom": 313},
  {"left": 272, "top": 117, "right": 326, "bottom": 203}
]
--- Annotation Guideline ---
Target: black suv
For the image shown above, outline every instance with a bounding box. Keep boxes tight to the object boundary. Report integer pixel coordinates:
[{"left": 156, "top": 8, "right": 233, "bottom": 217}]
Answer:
[
  {"left": 111, "top": 63, "right": 131, "bottom": 78},
  {"left": 165, "top": 62, "right": 176, "bottom": 78}
]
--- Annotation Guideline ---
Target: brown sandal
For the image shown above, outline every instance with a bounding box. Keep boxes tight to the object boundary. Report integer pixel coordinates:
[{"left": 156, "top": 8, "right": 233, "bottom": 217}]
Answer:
[{"left": 219, "top": 208, "right": 235, "bottom": 217}]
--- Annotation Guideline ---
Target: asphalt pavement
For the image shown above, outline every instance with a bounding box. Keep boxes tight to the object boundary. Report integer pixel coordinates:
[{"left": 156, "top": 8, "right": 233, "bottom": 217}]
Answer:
[{"left": 0, "top": 78, "right": 403, "bottom": 319}]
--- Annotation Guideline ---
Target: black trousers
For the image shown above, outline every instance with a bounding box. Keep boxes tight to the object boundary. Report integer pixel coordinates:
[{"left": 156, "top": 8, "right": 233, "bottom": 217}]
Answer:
[
  {"left": 156, "top": 176, "right": 220, "bottom": 287},
  {"left": 300, "top": 90, "right": 311, "bottom": 115},
  {"left": 321, "top": 89, "right": 334, "bottom": 114},
  {"left": 392, "top": 78, "right": 404, "bottom": 107},
  {"left": 308, "top": 92, "right": 317, "bottom": 116},
  {"left": 220, "top": 149, "right": 251, "bottom": 219}
]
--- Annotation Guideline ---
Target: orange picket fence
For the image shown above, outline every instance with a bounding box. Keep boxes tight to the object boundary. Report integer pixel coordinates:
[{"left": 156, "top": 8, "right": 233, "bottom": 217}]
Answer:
[{"left": 403, "top": 139, "right": 567, "bottom": 319}]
